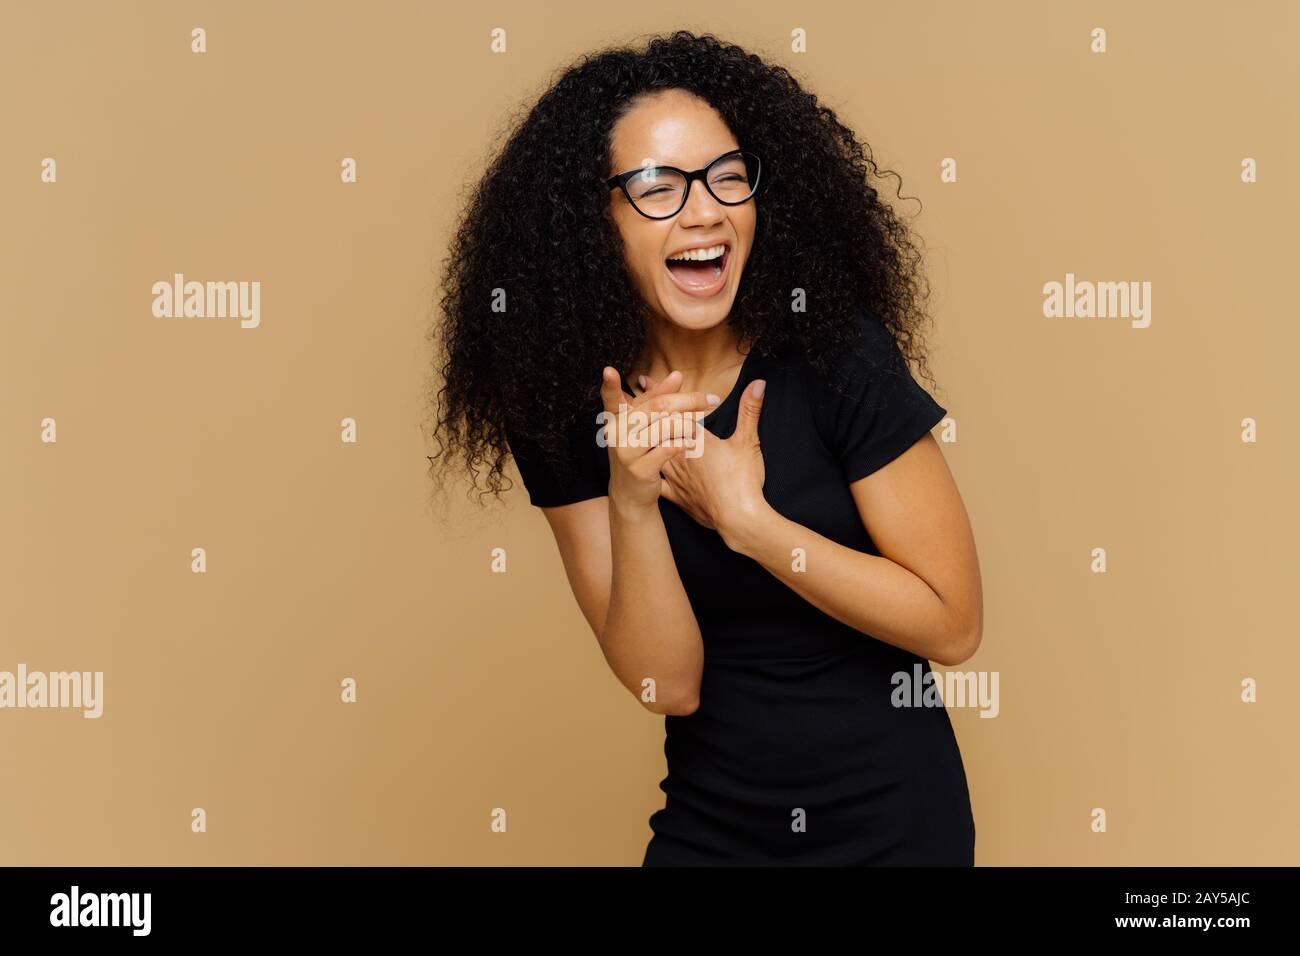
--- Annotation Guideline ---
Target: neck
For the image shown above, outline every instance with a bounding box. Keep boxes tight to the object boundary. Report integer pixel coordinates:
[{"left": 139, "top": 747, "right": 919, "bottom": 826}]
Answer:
[{"left": 635, "top": 316, "right": 748, "bottom": 383}]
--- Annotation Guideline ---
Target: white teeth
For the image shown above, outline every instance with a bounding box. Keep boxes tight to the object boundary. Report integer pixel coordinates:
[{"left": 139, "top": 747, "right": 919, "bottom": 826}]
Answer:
[{"left": 666, "top": 244, "right": 726, "bottom": 262}]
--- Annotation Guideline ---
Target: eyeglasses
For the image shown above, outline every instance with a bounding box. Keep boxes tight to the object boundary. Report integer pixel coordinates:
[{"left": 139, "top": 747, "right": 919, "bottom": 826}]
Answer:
[{"left": 605, "top": 149, "right": 762, "bottom": 220}]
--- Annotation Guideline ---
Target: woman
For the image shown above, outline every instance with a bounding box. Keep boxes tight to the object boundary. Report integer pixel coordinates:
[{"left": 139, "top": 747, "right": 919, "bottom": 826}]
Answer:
[{"left": 429, "top": 31, "right": 983, "bottom": 865}]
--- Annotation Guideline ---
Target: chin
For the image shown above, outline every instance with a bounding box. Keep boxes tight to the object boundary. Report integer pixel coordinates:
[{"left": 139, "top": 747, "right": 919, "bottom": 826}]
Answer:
[{"left": 657, "top": 297, "right": 736, "bottom": 331}]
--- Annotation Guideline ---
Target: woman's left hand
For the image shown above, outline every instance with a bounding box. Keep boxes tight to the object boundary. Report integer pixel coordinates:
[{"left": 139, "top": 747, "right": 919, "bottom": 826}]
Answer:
[{"left": 645, "top": 376, "right": 771, "bottom": 545}]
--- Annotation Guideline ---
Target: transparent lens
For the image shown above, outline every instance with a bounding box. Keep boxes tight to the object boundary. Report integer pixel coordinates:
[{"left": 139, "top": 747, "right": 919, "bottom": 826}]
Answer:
[
  {"left": 707, "top": 152, "right": 760, "bottom": 203},
  {"left": 626, "top": 166, "right": 687, "bottom": 217}
]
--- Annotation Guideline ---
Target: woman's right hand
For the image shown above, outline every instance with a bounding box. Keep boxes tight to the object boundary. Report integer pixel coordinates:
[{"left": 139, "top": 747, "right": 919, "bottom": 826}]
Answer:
[{"left": 599, "top": 367, "right": 720, "bottom": 513}]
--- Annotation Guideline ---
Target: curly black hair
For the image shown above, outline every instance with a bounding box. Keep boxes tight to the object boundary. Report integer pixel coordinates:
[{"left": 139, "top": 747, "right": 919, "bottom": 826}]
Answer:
[{"left": 425, "top": 30, "right": 939, "bottom": 502}]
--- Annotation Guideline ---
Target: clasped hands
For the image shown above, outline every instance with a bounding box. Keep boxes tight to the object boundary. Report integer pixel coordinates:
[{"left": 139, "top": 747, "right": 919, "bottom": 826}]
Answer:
[{"left": 599, "top": 366, "right": 769, "bottom": 548}]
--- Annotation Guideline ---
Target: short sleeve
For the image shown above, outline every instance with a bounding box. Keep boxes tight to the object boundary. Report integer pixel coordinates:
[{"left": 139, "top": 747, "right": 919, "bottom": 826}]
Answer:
[
  {"left": 505, "top": 407, "right": 609, "bottom": 508},
  {"left": 809, "top": 309, "right": 948, "bottom": 483}
]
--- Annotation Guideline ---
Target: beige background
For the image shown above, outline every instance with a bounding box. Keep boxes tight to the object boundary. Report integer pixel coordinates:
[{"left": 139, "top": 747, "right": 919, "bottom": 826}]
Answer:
[{"left": 2, "top": 0, "right": 1296, "bottom": 865}]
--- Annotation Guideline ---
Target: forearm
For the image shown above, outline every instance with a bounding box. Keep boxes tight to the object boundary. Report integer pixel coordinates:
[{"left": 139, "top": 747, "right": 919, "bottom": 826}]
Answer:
[
  {"left": 720, "top": 503, "right": 971, "bottom": 665},
  {"left": 604, "top": 498, "right": 704, "bottom": 713}
]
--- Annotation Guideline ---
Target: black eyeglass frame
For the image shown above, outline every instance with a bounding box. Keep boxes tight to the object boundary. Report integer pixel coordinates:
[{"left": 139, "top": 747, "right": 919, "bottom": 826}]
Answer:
[{"left": 604, "top": 149, "right": 763, "bottom": 220}]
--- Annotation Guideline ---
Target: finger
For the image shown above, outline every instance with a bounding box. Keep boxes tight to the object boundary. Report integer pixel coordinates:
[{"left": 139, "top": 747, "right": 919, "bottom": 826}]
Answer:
[
  {"left": 731, "top": 379, "right": 766, "bottom": 444},
  {"left": 627, "top": 410, "right": 703, "bottom": 446},
  {"left": 599, "top": 366, "right": 634, "bottom": 417},
  {"left": 639, "top": 369, "right": 683, "bottom": 398},
  {"left": 639, "top": 439, "right": 689, "bottom": 474},
  {"left": 637, "top": 391, "right": 722, "bottom": 416},
  {"left": 658, "top": 477, "right": 679, "bottom": 505}
]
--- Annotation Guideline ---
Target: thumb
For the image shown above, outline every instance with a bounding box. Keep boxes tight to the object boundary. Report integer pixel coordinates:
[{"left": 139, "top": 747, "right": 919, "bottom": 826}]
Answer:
[{"left": 732, "top": 379, "right": 765, "bottom": 444}]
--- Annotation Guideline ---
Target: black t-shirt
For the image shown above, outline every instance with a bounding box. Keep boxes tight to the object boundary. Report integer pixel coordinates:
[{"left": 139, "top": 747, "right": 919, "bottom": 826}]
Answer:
[{"left": 508, "top": 307, "right": 975, "bottom": 864}]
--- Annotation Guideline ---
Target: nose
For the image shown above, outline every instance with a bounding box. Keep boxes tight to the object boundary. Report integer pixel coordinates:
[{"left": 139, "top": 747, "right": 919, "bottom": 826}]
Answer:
[{"left": 677, "top": 177, "right": 726, "bottom": 227}]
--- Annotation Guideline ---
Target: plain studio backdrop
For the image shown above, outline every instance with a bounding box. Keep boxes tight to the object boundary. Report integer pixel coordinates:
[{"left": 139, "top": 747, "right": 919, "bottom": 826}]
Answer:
[{"left": 1, "top": 0, "right": 1297, "bottom": 865}]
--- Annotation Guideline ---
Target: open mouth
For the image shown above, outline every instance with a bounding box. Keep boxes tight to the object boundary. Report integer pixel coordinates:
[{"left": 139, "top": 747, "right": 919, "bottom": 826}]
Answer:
[{"left": 664, "top": 243, "right": 731, "bottom": 297}]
